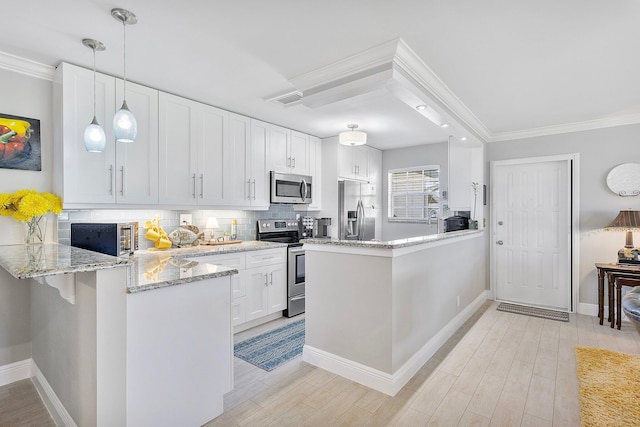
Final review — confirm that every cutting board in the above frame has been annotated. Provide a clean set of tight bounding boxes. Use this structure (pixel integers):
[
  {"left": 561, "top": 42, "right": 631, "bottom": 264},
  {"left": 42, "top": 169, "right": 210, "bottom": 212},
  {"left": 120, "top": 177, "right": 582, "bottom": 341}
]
[{"left": 202, "top": 240, "right": 243, "bottom": 246}]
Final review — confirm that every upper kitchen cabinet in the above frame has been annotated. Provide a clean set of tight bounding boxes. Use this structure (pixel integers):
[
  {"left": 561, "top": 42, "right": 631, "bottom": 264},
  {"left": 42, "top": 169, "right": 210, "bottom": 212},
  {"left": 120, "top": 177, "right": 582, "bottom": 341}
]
[
  {"left": 54, "top": 62, "right": 159, "bottom": 207},
  {"left": 54, "top": 62, "right": 116, "bottom": 205},
  {"left": 338, "top": 144, "right": 369, "bottom": 181},
  {"left": 114, "top": 80, "right": 159, "bottom": 205},
  {"left": 247, "top": 120, "right": 271, "bottom": 208},
  {"left": 448, "top": 137, "right": 484, "bottom": 212},
  {"left": 158, "top": 92, "right": 226, "bottom": 206},
  {"left": 268, "top": 125, "right": 310, "bottom": 175},
  {"left": 306, "top": 136, "right": 322, "bottom": 210}
]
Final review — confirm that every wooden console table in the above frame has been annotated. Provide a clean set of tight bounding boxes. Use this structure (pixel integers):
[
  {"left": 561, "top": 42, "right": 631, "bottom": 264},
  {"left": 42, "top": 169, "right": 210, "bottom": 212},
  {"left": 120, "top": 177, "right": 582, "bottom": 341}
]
[{"left": 595, "top": 263, "right": 640, "bottom": 328}]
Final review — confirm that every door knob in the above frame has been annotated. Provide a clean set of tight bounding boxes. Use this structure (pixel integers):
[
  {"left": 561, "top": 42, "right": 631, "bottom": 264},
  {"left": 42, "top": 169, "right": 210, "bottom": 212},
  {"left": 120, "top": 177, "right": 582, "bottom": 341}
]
[
  {"left": 498, "top": 221, "right": 503, "bottom": 225},
  {"left": 496, "top": 240, "right": 504, "bottom": 245}
]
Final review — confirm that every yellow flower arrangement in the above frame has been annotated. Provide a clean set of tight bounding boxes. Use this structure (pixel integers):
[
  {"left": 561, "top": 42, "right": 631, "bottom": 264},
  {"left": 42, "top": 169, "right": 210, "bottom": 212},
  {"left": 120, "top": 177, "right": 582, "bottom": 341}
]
[{"left": 0, "top": 190, "right": 63, "bottom": 243}]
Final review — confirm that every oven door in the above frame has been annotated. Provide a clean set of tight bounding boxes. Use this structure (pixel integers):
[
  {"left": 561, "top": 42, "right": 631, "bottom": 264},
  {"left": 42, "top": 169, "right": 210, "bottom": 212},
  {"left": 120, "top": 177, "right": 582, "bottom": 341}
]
[{"left": 287, "top": 246, "right": 305, "bottom": 297}]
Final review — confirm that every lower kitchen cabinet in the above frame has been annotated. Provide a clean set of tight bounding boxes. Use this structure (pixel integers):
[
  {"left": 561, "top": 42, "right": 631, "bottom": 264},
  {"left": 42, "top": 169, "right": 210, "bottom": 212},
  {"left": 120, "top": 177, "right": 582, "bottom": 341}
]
[{"left": 188, "top": 247, "right": 286, "bottom": 327}]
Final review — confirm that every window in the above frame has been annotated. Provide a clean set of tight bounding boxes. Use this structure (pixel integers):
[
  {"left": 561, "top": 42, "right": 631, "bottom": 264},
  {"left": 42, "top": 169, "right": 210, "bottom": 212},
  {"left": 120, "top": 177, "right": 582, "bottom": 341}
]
[{"left": 388, "top": 165, "right": 440, "bottom": 222}]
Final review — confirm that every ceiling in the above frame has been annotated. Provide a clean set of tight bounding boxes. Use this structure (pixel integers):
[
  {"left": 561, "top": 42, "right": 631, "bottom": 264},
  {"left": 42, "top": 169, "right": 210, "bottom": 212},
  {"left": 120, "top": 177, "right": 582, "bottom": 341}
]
[{"left": 2, "top": 0, "right": 640, "bottom": 150}]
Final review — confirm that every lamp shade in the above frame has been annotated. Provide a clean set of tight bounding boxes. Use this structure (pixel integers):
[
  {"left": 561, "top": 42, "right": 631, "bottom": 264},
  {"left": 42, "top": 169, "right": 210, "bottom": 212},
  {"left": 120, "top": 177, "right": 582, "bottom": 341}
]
[
  {"left": 84, "top": 116, "right": 107, "bottom": 152},
  {"left": 339, "top": 130, "right": 367, "bottom": 146},
  {"left": 113, "top": 100, "right": 138, "bottom": 143},
  {"left": 605, "top": 210, "right": 640, "bottom": 230},
  {"left": 206, "top": 217, "right": 220, "bottom": 229}
]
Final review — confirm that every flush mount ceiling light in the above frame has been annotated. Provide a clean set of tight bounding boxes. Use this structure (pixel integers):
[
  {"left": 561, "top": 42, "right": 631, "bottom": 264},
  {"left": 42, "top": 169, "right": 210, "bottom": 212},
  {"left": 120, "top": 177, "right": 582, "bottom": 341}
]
[
  {"left": 112, "top": 8, "right": 138, "bottom": 143},
  {"left": 339, "top": 124, "right": 367, "bottom": 146},
  {"left": 441, "top": 123, "right": 449, "bottom": 128},
  {"left": 415, "top": 105, "right": 427, "bottom": 111},
  {"left": 82, "top": 38, "right": 107, "bottom": 152}
]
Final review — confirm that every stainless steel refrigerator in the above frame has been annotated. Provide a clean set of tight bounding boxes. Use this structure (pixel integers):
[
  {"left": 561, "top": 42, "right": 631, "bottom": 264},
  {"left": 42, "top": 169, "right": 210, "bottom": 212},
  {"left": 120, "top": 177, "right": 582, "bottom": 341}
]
[{"left": 339, "top": 180, "right": 375, "bottom": 241}]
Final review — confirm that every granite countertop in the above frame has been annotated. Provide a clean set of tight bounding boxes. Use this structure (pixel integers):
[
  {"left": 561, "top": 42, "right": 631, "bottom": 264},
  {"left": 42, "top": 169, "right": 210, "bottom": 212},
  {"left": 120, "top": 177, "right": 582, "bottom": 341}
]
[
  {"left": 302, "top": 229, "right": 483, "bottom": 249},
  {"left": 0, "top": 240, "right": 286, "bottom": 294}
]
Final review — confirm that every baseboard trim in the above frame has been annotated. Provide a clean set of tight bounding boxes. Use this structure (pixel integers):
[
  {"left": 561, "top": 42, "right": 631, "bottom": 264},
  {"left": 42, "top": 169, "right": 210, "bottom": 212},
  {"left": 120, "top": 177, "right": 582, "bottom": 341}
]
[
  {"left": 577, "top": 302, "right": 599, "bottom": 317},
  {"left": 31, "top": 361, "right": 77, "bottom": 427},
  {"left": 0, "top": 358, "right": 31, "bottom": 387},
  {"left": 303, "top": 290, "right": 488, "bottom": 396}
]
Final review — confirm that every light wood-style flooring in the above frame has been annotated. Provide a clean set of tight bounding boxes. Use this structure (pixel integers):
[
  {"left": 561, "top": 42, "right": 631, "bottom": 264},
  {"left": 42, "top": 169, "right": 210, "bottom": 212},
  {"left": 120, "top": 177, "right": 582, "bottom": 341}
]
[
  {"left": 2, "top": 300, "right": 639, "bottom": 426},
  {"left": 207, "top": 300, "right": 640, "bottom": 426}
]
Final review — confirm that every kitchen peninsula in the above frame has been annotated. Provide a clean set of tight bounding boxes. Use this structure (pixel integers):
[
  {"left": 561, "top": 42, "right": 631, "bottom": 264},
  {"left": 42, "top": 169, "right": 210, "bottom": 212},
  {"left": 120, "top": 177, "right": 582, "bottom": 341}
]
[
  {"left": 0, "top": 242, "right": 260, "bottom": 427},
  {"left": 302, "top": 229, "right": 486, "bottom": 396}
]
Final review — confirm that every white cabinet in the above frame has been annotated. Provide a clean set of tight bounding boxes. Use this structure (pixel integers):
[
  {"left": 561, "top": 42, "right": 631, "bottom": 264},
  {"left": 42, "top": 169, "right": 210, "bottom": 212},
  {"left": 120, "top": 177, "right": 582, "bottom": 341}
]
[
  {"left": 54, "top": 62, "right": 159, "bottom": 207},
  {"left": 158, "top": 92, "right": 227, "bottom": 206},
  {"left": 306, "top": 136, "right": 322, "bottom": 210},
  {"left": 188, "top": 247, "right": 286, "bottom": 327},
  {"left": 268, "top": 124, "right": 310, "bottom": 175},
  {"left": 338, "top": 144, "right": 369, "bottom": 181}
]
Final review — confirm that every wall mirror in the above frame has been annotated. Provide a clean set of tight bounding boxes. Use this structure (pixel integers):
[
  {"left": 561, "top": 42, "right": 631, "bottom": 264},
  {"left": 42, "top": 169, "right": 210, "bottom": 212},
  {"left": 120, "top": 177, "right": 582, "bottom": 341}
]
[{"left": 606, "top": 163, "right": 640, "bottom": 197}]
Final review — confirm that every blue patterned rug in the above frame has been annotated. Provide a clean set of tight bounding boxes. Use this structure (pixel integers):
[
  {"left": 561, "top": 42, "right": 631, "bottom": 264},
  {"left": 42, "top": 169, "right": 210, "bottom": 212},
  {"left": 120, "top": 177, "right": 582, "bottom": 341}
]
[{"left": 234, "top": 319, "right": 305, "bottom": 371}]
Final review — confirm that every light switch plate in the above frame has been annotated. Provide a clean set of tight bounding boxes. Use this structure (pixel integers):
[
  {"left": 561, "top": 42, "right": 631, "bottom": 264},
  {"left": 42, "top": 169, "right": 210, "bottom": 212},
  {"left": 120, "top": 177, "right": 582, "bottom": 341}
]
[{"left": 179, "top": 214, "right": 192, "bottom": 225}]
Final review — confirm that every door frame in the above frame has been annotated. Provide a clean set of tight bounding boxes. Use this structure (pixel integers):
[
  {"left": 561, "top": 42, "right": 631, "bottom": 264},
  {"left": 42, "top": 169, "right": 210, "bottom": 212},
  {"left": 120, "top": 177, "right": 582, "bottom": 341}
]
[{"left": 490, "top": 153, "right": 580, "bottom": 312}]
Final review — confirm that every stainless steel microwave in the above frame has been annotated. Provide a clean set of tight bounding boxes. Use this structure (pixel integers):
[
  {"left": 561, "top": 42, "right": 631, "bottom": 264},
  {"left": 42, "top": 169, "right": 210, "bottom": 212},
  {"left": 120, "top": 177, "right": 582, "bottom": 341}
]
[
  {"left": 270, "top": 171, "right": 312, "bottom": 204},
  {"left": 70, "top": 222, "right": 139, "bottom": 256}
]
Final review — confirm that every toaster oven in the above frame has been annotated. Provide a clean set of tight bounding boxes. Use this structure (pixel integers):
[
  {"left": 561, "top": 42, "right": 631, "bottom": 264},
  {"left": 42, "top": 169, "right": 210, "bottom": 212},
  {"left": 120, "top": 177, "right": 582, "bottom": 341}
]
[{"left": 70, "top": 222, "right": 139, "bottom": 256}]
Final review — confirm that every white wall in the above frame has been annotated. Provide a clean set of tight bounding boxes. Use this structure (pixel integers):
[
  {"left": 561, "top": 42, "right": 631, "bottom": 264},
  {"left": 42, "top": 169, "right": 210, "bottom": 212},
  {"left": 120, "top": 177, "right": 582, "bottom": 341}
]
[
  {"left": 381, "top": 142, "right": 449, "bottom": 241},
  {"left": 486, "top": 124, "right": 640, "bottom": 307},
  {"left": 0, "top": 68, "right": 54, "bottom": 367}
]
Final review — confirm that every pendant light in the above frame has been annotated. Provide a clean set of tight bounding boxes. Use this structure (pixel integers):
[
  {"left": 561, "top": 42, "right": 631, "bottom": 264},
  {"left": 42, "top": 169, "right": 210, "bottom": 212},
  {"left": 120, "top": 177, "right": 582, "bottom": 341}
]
[
  {"left": 111, "top": 8, "right": 138, "bottom": 143},
  {"left": 82, "top": 38, "right": 107, "bottom": 152},
  {"left": 339, "top": 124, "right": 367, "bottom": 146}
]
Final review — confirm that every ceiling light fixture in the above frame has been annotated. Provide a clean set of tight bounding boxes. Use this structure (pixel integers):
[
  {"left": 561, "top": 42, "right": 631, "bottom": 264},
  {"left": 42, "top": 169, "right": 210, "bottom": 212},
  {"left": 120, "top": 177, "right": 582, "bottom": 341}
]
[
  {"left": 339, "top": 124, "right": 367, "bottom": 146},
  {"left": 461, "top": 136, "right": 468, "bottom": 141},
  {"left": 416, "top": 105, "right": 427, "bottom": 111},
  {"left": 441, "top": 123, "right": 449, "bottom": 128},
  {"left": 111, "top": 8, "right": 138, "bottom": 143},
  {"left": 82, "top": 38, "right": 107, "bottom": 152}
]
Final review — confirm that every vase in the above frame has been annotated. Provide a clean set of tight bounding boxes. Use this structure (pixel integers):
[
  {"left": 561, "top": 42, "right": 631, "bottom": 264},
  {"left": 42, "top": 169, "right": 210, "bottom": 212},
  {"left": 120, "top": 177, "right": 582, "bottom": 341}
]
[{"left": 24, "top": 215, "right": 47, "bottom": 244}]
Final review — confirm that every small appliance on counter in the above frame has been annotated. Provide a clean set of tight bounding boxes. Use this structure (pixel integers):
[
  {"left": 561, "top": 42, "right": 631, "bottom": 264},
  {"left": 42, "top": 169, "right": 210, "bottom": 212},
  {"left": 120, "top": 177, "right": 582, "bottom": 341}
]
[
  {"left": 300, "top": 216, "right": 314, "bottom": 238},
  {"left": 314, "top": 217, "right": 332, "bottom": 238},
  {"left": 444, "top": 215, "right": 469, "bottom": 233},
  {"left": 71, "top": 222, "right": 139, "bottom": 256}
]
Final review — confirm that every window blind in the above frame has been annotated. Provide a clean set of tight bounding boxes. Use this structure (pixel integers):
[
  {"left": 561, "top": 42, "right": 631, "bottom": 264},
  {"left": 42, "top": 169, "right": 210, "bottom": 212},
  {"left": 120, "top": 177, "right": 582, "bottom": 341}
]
[{"left": 388, "top": 166, "right": 439, "bottom": 221}]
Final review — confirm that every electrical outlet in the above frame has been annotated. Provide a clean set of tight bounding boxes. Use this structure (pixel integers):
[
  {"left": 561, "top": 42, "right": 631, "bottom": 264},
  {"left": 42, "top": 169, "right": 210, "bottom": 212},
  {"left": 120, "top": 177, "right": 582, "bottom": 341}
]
[
  {"left": 179, "top": 214, "right": 192, "bottom": 225},
  {"left": 456, "top": 295, "right": 460, "bottom": 307}
]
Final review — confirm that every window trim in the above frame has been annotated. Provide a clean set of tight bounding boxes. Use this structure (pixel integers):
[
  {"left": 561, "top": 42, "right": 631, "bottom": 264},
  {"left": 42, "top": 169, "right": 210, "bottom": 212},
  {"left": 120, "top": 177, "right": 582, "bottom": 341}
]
[{"left": 388, "top": 164, "right": 440, "bottom": 223}]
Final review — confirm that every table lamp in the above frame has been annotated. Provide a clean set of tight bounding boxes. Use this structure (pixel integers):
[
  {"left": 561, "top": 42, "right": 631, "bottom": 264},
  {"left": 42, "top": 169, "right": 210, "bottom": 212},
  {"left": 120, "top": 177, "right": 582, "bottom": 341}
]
[
  {"left": 205, "top": 217, "right": 220, "bottom": 241},
  {"left": 605, "top": 209, "right": 640, "bottom": 264}
]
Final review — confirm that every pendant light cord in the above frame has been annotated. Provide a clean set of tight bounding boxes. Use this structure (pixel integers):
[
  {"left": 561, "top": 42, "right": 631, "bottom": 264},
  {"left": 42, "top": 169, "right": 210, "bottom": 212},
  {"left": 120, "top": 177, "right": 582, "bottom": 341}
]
[
  {"left": 122, "top": 20, "right": 127, "bottom": 99},
  {"left": 92, "top": 46, "right": 97, "bottom": 118}
]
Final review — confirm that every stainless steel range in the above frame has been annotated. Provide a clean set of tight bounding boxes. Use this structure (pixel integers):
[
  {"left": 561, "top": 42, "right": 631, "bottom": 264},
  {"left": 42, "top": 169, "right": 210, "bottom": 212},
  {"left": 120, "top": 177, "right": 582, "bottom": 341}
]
[{"left": 256, "top": 219, "right": 305, "bottom": 317}]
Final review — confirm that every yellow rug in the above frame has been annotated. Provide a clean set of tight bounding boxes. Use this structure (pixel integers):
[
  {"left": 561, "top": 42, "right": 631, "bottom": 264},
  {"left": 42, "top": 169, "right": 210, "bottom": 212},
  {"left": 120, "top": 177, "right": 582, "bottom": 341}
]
[{"left": 575, "top": 346, "right": 640, "bottom": 427}]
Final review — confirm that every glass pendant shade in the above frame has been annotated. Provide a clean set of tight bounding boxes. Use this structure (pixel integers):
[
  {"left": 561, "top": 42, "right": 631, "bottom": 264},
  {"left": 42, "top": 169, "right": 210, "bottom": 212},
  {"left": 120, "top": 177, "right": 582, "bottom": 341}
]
[
  {"left": 113, "top": 100, "right": 137, "bottom": 143},
  {"left": 84, "top": 116, "right": 107, "bottom": 152},
  {"left": 339, "top": 130, "right": 367, "bottom": 146}
]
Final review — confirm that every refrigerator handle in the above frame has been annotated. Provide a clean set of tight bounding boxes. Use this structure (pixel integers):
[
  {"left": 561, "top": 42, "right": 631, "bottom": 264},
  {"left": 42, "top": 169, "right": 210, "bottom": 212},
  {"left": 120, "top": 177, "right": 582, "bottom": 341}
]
[{"left": 357, "top": 199, "right": 365, "bottom": 239}]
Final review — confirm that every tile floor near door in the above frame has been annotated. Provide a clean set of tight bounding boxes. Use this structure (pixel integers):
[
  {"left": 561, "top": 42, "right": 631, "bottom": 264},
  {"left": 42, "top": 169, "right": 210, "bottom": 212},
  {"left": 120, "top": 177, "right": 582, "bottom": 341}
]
[
  {"left": 207, "top": 300, "right": 640, "bottom": 427},
  {"left": 3, "top": 301, "right": 640, "bottom": 426}
]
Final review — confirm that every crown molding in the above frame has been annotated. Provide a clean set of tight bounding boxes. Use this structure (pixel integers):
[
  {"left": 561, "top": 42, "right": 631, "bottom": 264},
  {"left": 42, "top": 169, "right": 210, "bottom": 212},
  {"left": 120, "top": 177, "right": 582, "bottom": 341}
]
[
  {"left": 0, "top": 51, "right": 55, "bottom": 81},
  {"left": 488, "top": 113, "right": 640, "bottom": 142}
]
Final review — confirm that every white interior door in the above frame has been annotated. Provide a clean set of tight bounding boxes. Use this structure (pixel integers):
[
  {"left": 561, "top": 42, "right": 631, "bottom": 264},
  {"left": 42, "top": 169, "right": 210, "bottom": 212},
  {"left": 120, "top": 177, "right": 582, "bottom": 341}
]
[{"left": 493, "top": 158, "right": 571, "bottom": 310}]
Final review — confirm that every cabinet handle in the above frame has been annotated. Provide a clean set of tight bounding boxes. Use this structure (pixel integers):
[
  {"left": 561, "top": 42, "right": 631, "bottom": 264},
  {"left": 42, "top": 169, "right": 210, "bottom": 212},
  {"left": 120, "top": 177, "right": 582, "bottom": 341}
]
[
  {"left": 269, "top": 272, "right": 273, "bottom": 286},
  {"left": 287, "top": 156, "right": 291, "bottom": 167},
  {"left": 200, "top": 174, "right": 204, "bottom": 198},
  {"left": 192, "top": 174, "right": 196, "bottom": 198},
  {"left": 264, "top": 273, "right": 268, "bottom": 287},
  {"left": 292, "top": 157, "right": 296, "bottom": 168},
  {"left": 252, "top": 179, "right": 256, "bottom": 200},
  {"left": 109, "top": 165, "right": 114, "bottom": 195},
  {"left": 247, "top": 179, "right": 252, "bottom": 200},
  {"left": 120, "top": 166, "right": 125, "bottom": 196}
]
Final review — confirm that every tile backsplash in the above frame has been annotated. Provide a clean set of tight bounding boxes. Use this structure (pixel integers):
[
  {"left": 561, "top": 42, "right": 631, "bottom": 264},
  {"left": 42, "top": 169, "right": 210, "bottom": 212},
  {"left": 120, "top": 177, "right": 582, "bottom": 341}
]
[{"left": 58, "top": 205, "right": 306, "bottom": 249}]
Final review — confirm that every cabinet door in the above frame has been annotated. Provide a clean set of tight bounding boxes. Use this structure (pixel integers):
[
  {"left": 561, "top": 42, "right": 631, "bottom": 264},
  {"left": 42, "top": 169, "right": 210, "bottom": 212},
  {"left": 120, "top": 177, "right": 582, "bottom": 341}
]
[
  {"left": 268, "top": 124, "right": 290, "bottom": 172},
  {"left": 337, "top": 143, "right": 354, "bottom": 179},
  {"left": 198, "top": 104, "right": 227, "bottom": 205},
  {"left": 115, "top": 80, "right": 159, "bottom": 204},
  {"left": 307, "top": 136, "right": 322, "bottom": 210},
  {"left": 223, "top": 113, "right": 251, "bottom": 206},
  {"left": 289, "top": 131, "right": 310, "bottom": 175},
  {"left": 250, "top": 120, "right": 270, "bottom": 208},
  {"left": 266, "top": 264, "right": 287, "bottom": 314},
  {"left": 246, "top": 268, "right": 269, "bottom": 321},
  {"left": 158, "top": 92, "right": 198, "bottom": 205},
  {"left": 58, "top": 62, "right": 116, "bottom": 205},
  {"left": 232, "top": 297, "right": 247, "bottom": 326},
  {"left": 448, "top": 137, "right": 472, "bottom": 210},
  {"left": 367, "top": 147, "right": 382, "bottom": 210},
  {"left": 353, "top": 146, "right": 369, "bottom": 180}
]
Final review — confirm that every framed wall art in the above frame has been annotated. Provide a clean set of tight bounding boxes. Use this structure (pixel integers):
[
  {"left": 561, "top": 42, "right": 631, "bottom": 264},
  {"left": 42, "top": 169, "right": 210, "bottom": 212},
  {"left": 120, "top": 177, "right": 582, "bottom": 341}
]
[{"left": 0, "top": 113, "right": 41, "bottom": 171}]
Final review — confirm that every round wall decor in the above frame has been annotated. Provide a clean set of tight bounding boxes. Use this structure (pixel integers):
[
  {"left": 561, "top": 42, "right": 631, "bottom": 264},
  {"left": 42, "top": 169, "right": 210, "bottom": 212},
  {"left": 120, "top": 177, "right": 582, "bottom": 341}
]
[{"left": 606, "top": 163, "right": 640, "bottom": 196}]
